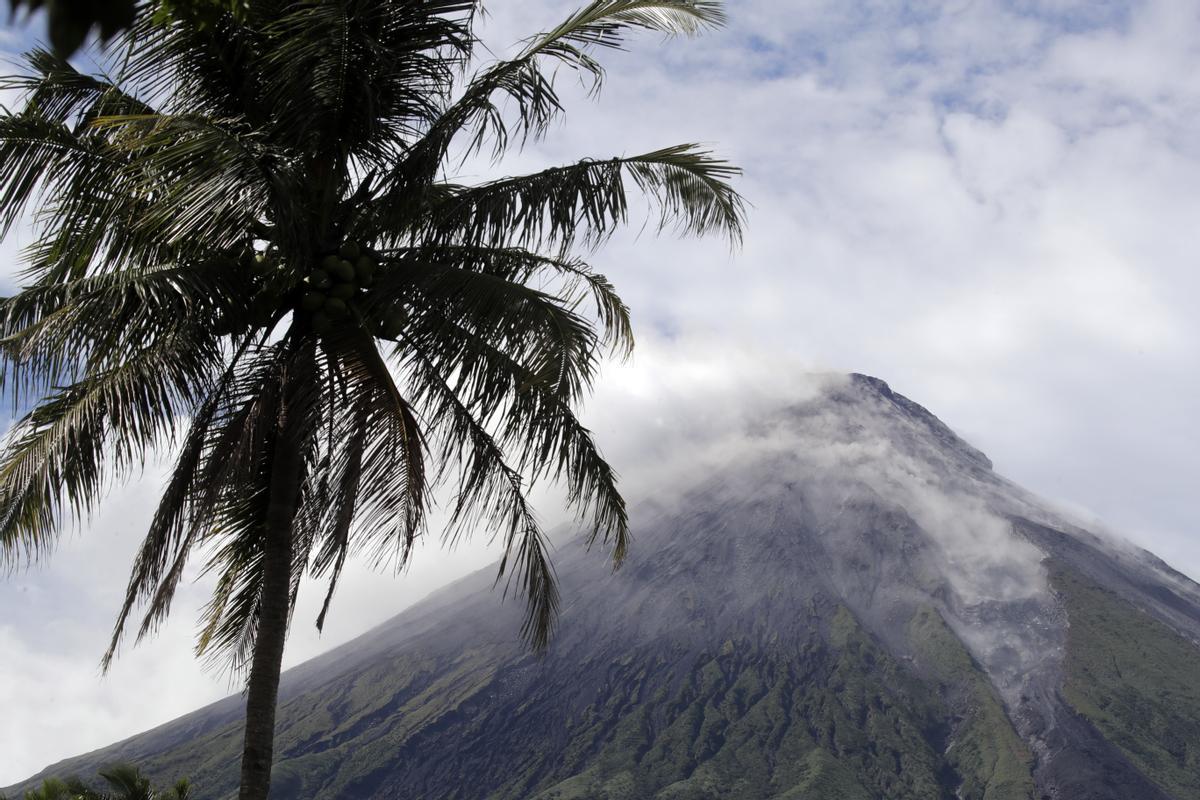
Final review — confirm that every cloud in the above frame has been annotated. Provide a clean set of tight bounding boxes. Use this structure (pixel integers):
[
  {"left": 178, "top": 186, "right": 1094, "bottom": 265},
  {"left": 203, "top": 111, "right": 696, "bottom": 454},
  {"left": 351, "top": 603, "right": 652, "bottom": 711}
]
[
  {"left": 581, "top": 338, "right": 1049, "bottom": 607},
  {"left": 579, "top": 339, "right": 1057, "bottom": 707}
]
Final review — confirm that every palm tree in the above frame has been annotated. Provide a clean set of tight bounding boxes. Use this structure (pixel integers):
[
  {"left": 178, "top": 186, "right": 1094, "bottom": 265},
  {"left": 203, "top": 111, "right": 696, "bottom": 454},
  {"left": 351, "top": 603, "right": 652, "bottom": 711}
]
[
  {"left": 12, "top": 765, "right": 189, "bottom": 800},
  {"left": 0, "top": 2, "right": 742, "bottom": 798}
]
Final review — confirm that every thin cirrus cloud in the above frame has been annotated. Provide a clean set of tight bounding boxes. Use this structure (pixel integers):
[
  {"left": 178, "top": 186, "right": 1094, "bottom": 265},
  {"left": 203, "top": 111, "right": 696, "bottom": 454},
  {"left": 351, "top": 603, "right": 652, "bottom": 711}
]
[{"left": 2, "top": 0, "right": 1200, "bottom": 787}]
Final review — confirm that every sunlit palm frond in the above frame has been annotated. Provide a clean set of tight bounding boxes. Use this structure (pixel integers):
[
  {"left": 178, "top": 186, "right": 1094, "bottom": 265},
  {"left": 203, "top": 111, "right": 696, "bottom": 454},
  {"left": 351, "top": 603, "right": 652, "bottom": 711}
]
[
  {"left": 0, "top": 104, "right": 276, "bottom": 276},
  {"left": 0, "top": 48, "right": 159, "bottom": 124},
  {"left": 0, "top": 265, "right": 224, "bottom": 403},
  {"left": 0, "top": 111, "right": 127, "bottom": 241},
  {"left": 89, "top": 112, "right": 283, "bottom": 251}
]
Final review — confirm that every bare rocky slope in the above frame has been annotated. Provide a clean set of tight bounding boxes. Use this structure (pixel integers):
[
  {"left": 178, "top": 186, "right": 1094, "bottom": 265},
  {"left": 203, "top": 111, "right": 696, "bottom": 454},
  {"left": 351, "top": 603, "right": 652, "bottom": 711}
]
[{"left": 10, "top": 374, "right": 1200, "bottom": 799}]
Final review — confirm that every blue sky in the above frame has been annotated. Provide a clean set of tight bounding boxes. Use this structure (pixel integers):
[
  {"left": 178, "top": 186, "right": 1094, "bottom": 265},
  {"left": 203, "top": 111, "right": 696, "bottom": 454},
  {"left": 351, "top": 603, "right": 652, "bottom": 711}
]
[{"left": 3, "top": 0, "right": 1200, "bottom": 784}]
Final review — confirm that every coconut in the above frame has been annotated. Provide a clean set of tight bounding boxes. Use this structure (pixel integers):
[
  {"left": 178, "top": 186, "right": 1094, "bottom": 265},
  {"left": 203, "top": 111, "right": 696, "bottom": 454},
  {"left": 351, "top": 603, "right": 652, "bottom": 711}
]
[
  {"left": 210, "top": 255, "right": 236, "bottom": 274},
  {"left": 300, "top": 291, "right": 326, "bottom": 312},
  {"left": 48, "top": 9, "right": 92, "bottom": 56},
  {"left": 332, "top": 259, "right": 356, "bottom": 282},
  {"left": 95, "top": 0, "right": 136, "bottom": 33},
  {"left": 380, "top": 307, "right": 407, "bottom": 339},
  {"left": 354, "top": 256, "right": 376, "bottom": 284},
  {"left": 323, "top": 297, "right": 349, "bottom": 318},
  {"left": 321, "top": 254, "right": 342, "bottom": 272},
  {"left": 249, "top": 296, "right": 275, "bottom": 327},
  {"left": 311, "top": 311, "right": 333, "bottom": 334},
  {"left": 339, "top": 241, "right": 361, "bottom": 260},
  {"left": 213, "top": 314, "right": 235, "bottom": 336},
  {"left": 308, "top": 269, "right": 332, "bottom": 289},
  {"left": 330, "top": 283, "right": 357, "bottom": 300}
]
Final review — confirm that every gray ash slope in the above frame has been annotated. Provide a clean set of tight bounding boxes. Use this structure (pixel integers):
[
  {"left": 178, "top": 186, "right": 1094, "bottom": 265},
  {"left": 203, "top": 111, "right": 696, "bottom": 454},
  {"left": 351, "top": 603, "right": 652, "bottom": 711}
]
[{"left": 10, "top": 374, "right": 1200, "bottom": 800}]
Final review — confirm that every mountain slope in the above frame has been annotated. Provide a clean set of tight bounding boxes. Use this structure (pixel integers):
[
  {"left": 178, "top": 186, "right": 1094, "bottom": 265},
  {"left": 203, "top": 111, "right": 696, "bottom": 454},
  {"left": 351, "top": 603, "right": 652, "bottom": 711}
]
[{"left": 10, "top": 374, "right": 1200, "bottom": 800}]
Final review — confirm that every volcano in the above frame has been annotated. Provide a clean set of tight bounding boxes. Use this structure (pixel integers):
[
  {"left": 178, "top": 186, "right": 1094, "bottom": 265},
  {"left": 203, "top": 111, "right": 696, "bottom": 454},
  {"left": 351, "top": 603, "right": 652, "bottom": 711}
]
[{"left": 10, "top": 374, "right": 1200, "bottom": 800}]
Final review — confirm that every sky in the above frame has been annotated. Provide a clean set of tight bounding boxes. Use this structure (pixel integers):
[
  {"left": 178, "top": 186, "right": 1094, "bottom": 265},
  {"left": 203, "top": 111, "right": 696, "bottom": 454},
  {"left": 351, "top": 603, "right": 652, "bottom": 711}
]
[{"left": 3, "top": 0, "right": 1200, "bottom": 786}]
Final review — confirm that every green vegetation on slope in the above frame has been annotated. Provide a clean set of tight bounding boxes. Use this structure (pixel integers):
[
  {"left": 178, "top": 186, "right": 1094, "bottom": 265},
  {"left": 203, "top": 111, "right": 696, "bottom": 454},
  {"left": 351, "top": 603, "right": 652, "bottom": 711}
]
[
  {"left": 527, "top": 607, "right": 966, "bottom": 800},
  {"left": 1056, "top": 568, "right": 1200, "bottom": 799},
  {"left": 907, "top": 607, "right": 1035, "bottom": 800},
  {"left": 4, "top": 764, "right": 190, "bottom": 800},
  {"left": 63, "top": 604, "right": 1040, "bottom": 800}
]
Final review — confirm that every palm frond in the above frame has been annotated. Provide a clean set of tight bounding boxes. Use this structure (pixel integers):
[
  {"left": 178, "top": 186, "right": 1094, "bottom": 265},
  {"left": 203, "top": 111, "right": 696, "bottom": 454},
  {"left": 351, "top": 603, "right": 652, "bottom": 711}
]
[
  {"left": 110, "top": 10, "right": 266, "bottom": 124},
  {"left": 0, "top": 111, "right": 127, "bottom": 240},
  {"left": 194, "top": 337, "right": 323, "bottom": 672},
  {"left": 258, "top": 0, "right": 474, "bottom": 159},
  {"left": 0, "top": 104, "right": 276, "bottom": 275},
  {"left": 316, "top": 328, "right": 427, "bottom": 562},
  {"left": 419, "top": 145, "right": 743, "bottom": 250},
  {"left": 0, "top": 265, "right": 225, "bottom": 405},
  {"left": 379, "top": 249, "right": 631, "bottom": 565},
  {"left": 299, "top": 330, "right": 427, "bottom": 631},
  {"left": 387, "top": 244, "right": 633, "bottom": 356},
  {"left": 390, "top": 0, "right": 726, "bottom": 189},
  {"left": 404, "top": 309, "right": 628, "bottom": 558},
  {"left": 0, "top": 322, "right": 219, "bottom": 569},
  {"left": 97, "top": 764, "right": 153, "bottom": 800},
  {"left": 88, "top": 112, "right": 283, "bottom": 251},
  {"left": 196, "top": 502, "right": 271, "bottom": 672},
  {"left": 0, "top": 48, "right": 159, "bottom": 125},
  {"left": 309, "top": 396, "right": 367, "bottom": 632},
  {"left": 404, "top": 346, "right": 559, "bottom": 649},
  {"left": 397, "top": 262, "right": 603, "bottom": 403},
  {"left": 103, "top": 336, "right": 262, "bottom": 669}
]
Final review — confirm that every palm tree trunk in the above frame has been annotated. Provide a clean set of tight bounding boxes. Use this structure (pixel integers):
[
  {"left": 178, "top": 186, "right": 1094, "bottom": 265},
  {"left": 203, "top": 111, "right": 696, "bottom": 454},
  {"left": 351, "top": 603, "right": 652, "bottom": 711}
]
[{"left": 238, "top": 416, "right": 304, "bottom": 800}]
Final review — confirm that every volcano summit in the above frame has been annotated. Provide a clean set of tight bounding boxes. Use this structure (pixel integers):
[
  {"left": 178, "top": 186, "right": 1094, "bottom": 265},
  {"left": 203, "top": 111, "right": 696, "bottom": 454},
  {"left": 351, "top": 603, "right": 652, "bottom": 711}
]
[{"left": 10, "top": 374, "right": 1200, "bottom": 800}]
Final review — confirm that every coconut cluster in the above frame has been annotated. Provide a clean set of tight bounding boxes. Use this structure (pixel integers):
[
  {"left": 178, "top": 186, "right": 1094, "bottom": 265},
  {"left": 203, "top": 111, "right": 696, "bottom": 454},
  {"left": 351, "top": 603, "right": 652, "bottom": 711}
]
[
  {"left": 297, "top": 242, "right": 407, "bottom": 338},
  {"left": 210, "top": 241, "right": 407, "bottom": 340}
]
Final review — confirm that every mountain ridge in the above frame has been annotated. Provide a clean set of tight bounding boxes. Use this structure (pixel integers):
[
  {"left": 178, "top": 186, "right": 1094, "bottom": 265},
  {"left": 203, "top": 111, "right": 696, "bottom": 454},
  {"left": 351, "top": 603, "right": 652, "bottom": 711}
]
[{"left": 9, "top": 374, "right": 1200, "bottom": 800}]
